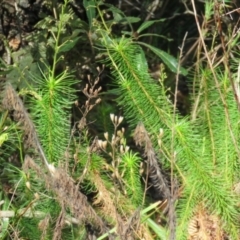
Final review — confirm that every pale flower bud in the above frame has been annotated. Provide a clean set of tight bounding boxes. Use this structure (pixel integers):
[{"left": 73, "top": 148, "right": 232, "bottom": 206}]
[
  {"left": 96, "top": 98, "right": 101, "bottom": 104},
  {"left": 104, "top": 132, "right": 109, "bottom": 140},
  {"left": 117, "top": 130, "right": 122, "bottom": 137},
  {"left": 120, "top": 145, "right": 124, "bottom": 154},
  {"left": 114, "top": 116, "right": 118, "bottom": 124},
  {"left": 111, "top": 135, "right": 115, "bottom": 144},
  {"left": 159, "top": 128, "right": 164, "bottom": 138},
  {"left": 89, "top": 105, "right": 94, "bottom": 110},
  {"left": 102, "top": 141, "right": 107, "bottom": 149},
  {"left": 26, "top": 181, "right": 31, "bottom": 190},
  {"left": 110, "top": 113, "right": 115, "bottom": 123},
  {"left": 97, "top": 139, "right": 103, "bottom": 148},
  {"left": 125, "top": 146, "right": 130, "bottom": 152},
  {"left": 118, "top": 116, "right": 124, "bottom": 125},
  {"left": 34, "top": 193, "right": 40, "bottom": 199}
]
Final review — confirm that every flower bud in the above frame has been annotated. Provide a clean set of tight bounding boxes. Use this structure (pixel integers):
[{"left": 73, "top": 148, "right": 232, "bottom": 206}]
[
  {"left": 159, "top": 128, "right": 164, "bottom": 138},
  {"left": 102, "top": 141, "right": 107, "bottom": 149},
  {"left": 26, "top": 181, "right": 31, "bottom": 190},
  {"left": 114, "top": 116, "right": 118, "bottom": 124},
  {"left": 104, "top": 132, "right": 109, "bottom": 140},
  {"left": 34, "top": 193, "right": 40, "bottom": 199},
  {"left": 125, "top": 146, "right": 130, "bottom": 152},
  {"left": 118, "top": 116, "right": 124, "bottom": 125},
  {"left": 96, "top": 98, "right": 101, "bottom": 104},
  {"left": 117, "top": 130, "right": 122, "bottom": 137},
  {"left": 97, "top": 140, "right": 103, "bottom": 148},
  {"left": 110, "top": 113, "right": 115, "bottom": 123},
  {"left": 120, "top": 145, "right": 124, "bottom": 154}
]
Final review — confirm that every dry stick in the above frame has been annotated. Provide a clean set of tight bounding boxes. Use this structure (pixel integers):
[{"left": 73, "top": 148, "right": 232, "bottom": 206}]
[
  {"left": 134, "top": 123, "right": 170, "bottom": 200},
  {"left": 224, "top": 7, "right": 240, "bottom": 16},
  {"left": 215, "top": 5, "right": 240, "bottom": 113},
  {"left": 142, "top": 146, "right": 150, "bottom": 207},
  {"left": 52, "top": 206, "right": 66, "bottom": 240},
  {"left": 39, "top": 214, "right": 51, "bottom": 240},
  {"left": 190, "top": 0, "right": 240, "bottom": 161},
  {"left": 145, "top": 0, "right": 160, "bottom": 21},
  {"left": 121, "top": 207, "right": 141, "bottom": 239},
  {"left": 168, "top": 32, "right": 188, "bottom": 240},
  {"left": 134, "top": 122, "right": 174, "bottom": 239},
  {"left": 24, "top": 154, "right": 109, "bottom": 235}
]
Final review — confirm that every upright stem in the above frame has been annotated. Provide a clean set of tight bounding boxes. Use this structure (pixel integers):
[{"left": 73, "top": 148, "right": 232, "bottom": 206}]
[{"left": 51, "top": 0, "right": 68, "bottom": 77}]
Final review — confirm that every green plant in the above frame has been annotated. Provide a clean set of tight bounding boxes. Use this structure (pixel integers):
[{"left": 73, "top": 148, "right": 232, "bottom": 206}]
[
  {"left": 1, "top": 0, "right": 240, "bottom": 239},
  {"left": 0, "top": 0, "right": 79, "bottom": 239},
  {"left": 94, "top": 1, "right": 240, "bottom": 239}
]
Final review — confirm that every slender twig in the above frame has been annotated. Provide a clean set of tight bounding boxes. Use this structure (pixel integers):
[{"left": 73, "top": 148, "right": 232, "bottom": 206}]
[
  {"left": 169, "top": 32, "right": 188, "bottom": 240},
  {"left": 145, "top": 0, "right": 160, "bottom": 21}
]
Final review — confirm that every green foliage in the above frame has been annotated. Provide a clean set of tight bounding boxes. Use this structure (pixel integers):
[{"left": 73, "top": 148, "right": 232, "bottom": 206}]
[
  {"left": 24, "top": 0, "right": 78, "bottom": 163},
  {"left": 0, "top": 193, "right": 11, "bottom": 239},
  {"left": 99, "top": 25, "right": 240, "bottom": 238},
  {"left": 0, "top": 112, "right": 13, "bottom": 148},
  {"left": 138, "top": 42, "right": 188, "bottom": 76},
  {"left": 30, "top": 70, "right": 76, "bottom": 162},
  {"left": 0, "top": 112, "right": 23, "bottom": 174},
  {"left": 100, "top": 36, "right": 173, "bottom": 148},
  {"left": 120, "top": 151, "right": 143, "bottom": 205},
  {"left": 1, "top": 0, "right": 240, "bottom": 239},
  {"left": 83, "top": 0, "right": 96, "bottom": 27}
]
